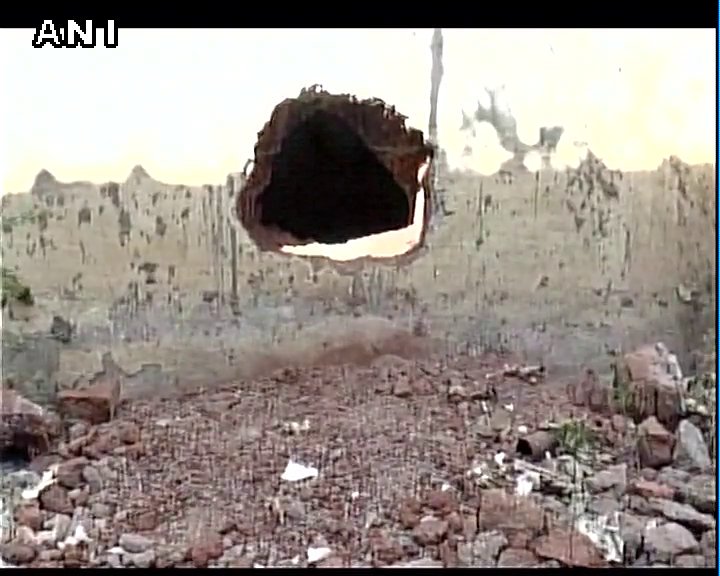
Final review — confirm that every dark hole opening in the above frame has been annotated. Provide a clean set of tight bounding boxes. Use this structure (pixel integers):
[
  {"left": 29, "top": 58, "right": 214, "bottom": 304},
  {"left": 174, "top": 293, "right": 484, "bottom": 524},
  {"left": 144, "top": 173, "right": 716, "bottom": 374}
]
[
  {"left": 0, "top": 444, "right": 32, "bottom": 473},
  {"left": 258, "top": 110, "right": 413, "bottom": 245}
]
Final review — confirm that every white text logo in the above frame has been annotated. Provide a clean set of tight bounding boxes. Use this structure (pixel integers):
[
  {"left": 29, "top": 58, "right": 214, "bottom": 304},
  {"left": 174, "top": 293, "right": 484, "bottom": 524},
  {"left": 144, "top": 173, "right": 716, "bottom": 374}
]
[{"left": 32, "top": 20, "right": 118, "bottom": 49}]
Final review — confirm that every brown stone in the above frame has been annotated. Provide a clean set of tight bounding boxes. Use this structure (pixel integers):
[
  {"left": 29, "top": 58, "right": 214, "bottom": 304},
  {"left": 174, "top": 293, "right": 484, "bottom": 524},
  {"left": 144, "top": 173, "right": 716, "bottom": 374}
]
[
  {"left": 398, "top": 502, "right": 420, "bottom": 529},
  {"left": 13, "top": 503, "right": 42, "bottom": 531},
  {"left": 498, "top": 548, "right": 541, "bottom": 567},
  {"left": 69, "top": 488, "right": 89, "bottom": 506},
  {"left": 189, "top": 532, "right": 223, "bottom": 568},
  {"left": 615, "top": 344, "right": 685, "bottom": 429},
  {"left": 39, "top": 484, "right": 73, "bottom": 514},
  {"left": 369, "top": 530, "right": 403, "bottom": 565},
  {"left": 117, "top": 421, "right": 140, "bottom": 444},
  {"left": 0, "top": 541, "right": 36, "bottom": 565},
  {"left": 392, "top": 378, "right": 412, "bottom": 398},
  {"left": 446, "top": 511, "right": 465, "bottom": 535},
  {"left": 637, "top": 416, "right": 675, "bottom": 469},
  {"left": 567, "top": 369, "right": 612, "bottom": 412},
  {"left": 316, "top": 555, "right": 345, "bottom": 568},
  {"left": 629, "top": 479, "right": 675, "bottom": 500},
  {"left": 62, "top": 544, "right": 83, "bottom": 568},
  {"left": 533, "top": 529, "right": 607, "bottom": 567},
  {"left": 82, "top": 430, "right": 119, "bottom": 459},
  {"left": 425, "top": 489, "right": 458, "bottom": 516},
  {"left": 56, "top": 456, "right": 89, "bottom": 489},
  {"left": 131, "top": 510, "right": 159, "bottom": 531},
  {"left": 28, "top": 453, "right": 62, "bottom": 475},
  {"left": 412, "top": 517, "right": 448, "bottom": 546},
  {"left": 57, "top": 376, "right": 121, "bottom": 425},
  {"left": 507, "top": 531, "right": 531, "bottom": 549},
  {"left": 0, "top": 388, "right": 61, "bottom": 456},
  {"left": 477, "top": 489, "right": 544, "bottom": 538}
]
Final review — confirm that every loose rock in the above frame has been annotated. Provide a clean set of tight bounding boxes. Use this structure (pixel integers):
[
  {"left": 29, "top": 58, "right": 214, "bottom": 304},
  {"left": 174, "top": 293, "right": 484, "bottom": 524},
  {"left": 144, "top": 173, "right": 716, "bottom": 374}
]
[
  {"left": 119, "top": 532, "right": 153, "bottom": 554},
  {"left": 628, "top": 479, "right": 674, "bottom": 500},
  {"left": 585, "top": 463, "right": 627, "bottom": 495},
  {"left": 700, "top": 529, "right": 716, "bottom": 565},
  {"left": 14, "top": 502, "right": 42, "bottom": 531},
  {"left": 0, "top": 541, "right": 36, "bottom": 565},
  {"left": 673, "top": 419, "right": 712, "bottom": 472},
  {"left": 615, "top": 344, "right": 685, "bottom": 429},
  {"left": 131, "top": 509, "right": 158, "bottom": 531},
  {"left": 0, "top": 388, "right": 61, "bottom": 456},
  {"left": 412, "top": 517, "right": 448, "bottom": 546},
  {"left": 190, "top": 532, "right": 224, "bottom": 567},
  {"left": 533, "top": 529, "right": 606, "bottom": 567},
  {"left": 637, "top": 417, "right": 674, "bottom": 469},
  {"left": 497, "top": 548, "right": 541, "bottom": 567},
  {"left": 39, "top": 484, "right": 73, "bottom": 514},
  {"left": 647, "top": 498, "right": 716, "bottom": 532},
  {"left": 57, "top": 377, "right": 121, "bottom": 425},
  {"left": 457, "top": 530, "right": 507, "bottom": 567},
  {"left": 675, "top": 554, "right": 709, "bottom": 567},
  {"left": 46, "top": 513, "right": 72, "bottom": 542},
  {"left": 56, "top": 457, "right": 89, "bottom": 489},
  {"left": 477, "top": 489, "right": 544, "bottom": 536},
  {"left": 644, "top": 522, "right": 699, "bottom": 562},
  {"left": 126, "top": 549, "right": 156, "bottom": 568},
  {"left": 81, "top": 466, "right": 103, "bottom": 493},
  {"left": 117, "top": 421, "right": 140, "bottom": 445}
]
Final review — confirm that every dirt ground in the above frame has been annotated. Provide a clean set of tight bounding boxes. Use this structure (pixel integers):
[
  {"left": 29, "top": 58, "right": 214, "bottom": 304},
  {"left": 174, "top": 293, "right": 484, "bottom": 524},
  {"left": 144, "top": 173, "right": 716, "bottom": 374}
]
[{"left": 1, "top": 340, "right": 716, "bottom": 568}]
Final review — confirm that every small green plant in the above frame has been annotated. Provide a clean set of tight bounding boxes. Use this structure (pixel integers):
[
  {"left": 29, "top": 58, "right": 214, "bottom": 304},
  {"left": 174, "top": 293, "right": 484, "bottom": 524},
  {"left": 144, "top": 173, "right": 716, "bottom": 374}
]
[
  {"left": 1, "top": 267, "right": 34, "bottom": 308},
  {"left": 554, "top": 419, "right": 595, "bottom": 457},
  {"left": 610, "top": 361, "right": 636, "bottom": 416}
]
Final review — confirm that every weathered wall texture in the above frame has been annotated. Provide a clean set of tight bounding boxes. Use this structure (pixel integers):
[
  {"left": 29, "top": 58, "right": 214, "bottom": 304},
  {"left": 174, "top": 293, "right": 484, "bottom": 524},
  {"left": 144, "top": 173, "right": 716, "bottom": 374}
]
[{"left": 1, "top": 152, "right": 715, "bottom": 404}]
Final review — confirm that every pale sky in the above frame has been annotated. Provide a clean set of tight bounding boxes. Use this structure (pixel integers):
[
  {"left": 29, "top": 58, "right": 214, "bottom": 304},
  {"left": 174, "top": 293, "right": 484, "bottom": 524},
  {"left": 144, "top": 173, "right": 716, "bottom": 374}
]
[{"left": 0, "top": 28, "right": 715, "bottom": 195}]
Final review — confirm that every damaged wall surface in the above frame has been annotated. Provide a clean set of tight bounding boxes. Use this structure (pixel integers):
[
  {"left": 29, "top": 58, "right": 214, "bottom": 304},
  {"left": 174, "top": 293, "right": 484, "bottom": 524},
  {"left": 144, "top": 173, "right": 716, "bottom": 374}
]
[{"left": 1, "top": 31, "right": 715, "bottom": 404}]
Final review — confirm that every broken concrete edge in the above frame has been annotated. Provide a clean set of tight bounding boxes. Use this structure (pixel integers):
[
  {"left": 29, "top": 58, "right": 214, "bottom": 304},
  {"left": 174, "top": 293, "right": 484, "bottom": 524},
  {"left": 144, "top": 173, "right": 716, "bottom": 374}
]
[{"left": 235, "top": 86, "right": 435, "bottom": 262}]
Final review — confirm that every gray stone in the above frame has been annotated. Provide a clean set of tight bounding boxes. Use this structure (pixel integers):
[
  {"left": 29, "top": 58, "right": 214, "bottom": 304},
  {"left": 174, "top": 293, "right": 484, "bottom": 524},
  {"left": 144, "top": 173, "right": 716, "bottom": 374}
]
[
  {"left": 645, "top": 522, "right": 699, "bottom": 562},
  {"left": 647, "top": 498, "right": 715, "bottom": 532},
  {"left": 585, "top": 463, "right": 627, "bottom": 495},
  {"left": 49, "top": 315, "right": 73, "bottom": 343},
  {"left": 619, "top": 513, "right": 649, "bottom": 558},
  {"left": 656, "top": 469, "right": 715, "bottom": 514},
  {"left": 285, "top": 499, "right": 305, "bottom": 520},
  {"left": 674, "top": 554, "right": 708, "bottom": 567},
  {"left": 107, "top": 553, "right": 123, "bottom": 568},
  {"left": 656, "top": 467, "right": 690, "bottom": 487},
  {"left": 388, "top": 558, "right": 444, "bottom": 567},
  {"left": 700, "top": 529, "right": 716, "bottom": 566},
  {"left": 82, "top": 466, "right": 103, "bottom": 493},
  {"left": 457, "top": 530, "right": 507, "bottom": 567},
  {"left": 68, "top": 422, "right": 88, "bottom": 441},
  {"left": 589, "top": 495, "right": 623, "bottom": 516},
  {"left": 90, "top": 502, "right": 112, "bottom": 518},
  {"left": 683, "top": 475, "right": 717, "bottom": 515},
  {"left": 119, "top": 532, "right": 153, "bottom": 554},
  {"left": 46, "top": 513, "right": 72, "bottom": 543},
  {"left": 2, "top": 470, "right": 40, "bottom": 491},
  {"left": 673, "top": 420, "right": 712, "bottom": 472},
  {"left": 126, "top": 549, "right": 156, "bottom": 568}
]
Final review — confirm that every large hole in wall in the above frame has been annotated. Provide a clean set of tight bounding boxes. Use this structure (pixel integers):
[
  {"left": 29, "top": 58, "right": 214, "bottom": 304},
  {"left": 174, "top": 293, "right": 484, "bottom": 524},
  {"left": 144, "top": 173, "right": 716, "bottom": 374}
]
[{"left": 237, "top": 87, "right": 433, "bottom": 262}]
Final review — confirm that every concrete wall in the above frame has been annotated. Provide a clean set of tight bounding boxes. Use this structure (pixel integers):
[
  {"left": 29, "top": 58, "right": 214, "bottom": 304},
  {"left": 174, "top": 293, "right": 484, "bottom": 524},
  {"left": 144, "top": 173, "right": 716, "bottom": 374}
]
[
  {"left": 1, "top": 30, "right": 715, "bottom": 403},
  {"left": 1, "top": 153, "right": 715, "bottom": 404}
]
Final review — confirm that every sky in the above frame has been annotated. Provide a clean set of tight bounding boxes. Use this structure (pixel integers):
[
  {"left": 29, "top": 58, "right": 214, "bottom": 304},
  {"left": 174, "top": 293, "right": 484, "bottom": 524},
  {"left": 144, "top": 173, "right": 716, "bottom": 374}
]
[{"left": 0, "top": 28, "right": 715, "bottom": 196}]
